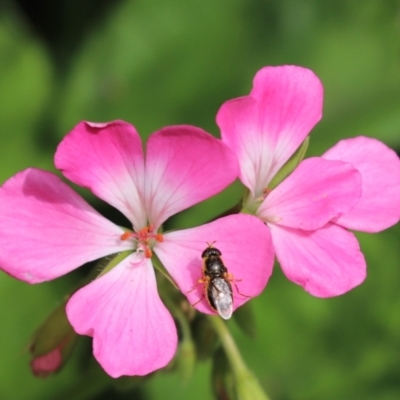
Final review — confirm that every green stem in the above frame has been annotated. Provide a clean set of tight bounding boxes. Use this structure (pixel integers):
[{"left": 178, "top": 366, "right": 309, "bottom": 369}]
[
  {"left": 208, "top": 316, "right": 271, "bottom": 400},
  {"left": 209, "top": 316, "right": 248, "bottom": 375}
]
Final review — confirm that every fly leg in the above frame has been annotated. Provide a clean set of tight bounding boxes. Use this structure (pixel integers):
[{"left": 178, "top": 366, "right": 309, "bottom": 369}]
[
  {"left": 224, "top": 273, "right": 251, "bottom": 298},
  {"left": 188, "top": 277, "right": 209, "bottom": 307}
]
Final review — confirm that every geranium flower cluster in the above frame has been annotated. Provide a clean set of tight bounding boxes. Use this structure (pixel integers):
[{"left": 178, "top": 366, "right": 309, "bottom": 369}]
[
  {"left": 218, "top": 66, "right": 400, "bottom": 296},
  {"left": 0, "top": 66, "right": 399, "bottom": 378}
]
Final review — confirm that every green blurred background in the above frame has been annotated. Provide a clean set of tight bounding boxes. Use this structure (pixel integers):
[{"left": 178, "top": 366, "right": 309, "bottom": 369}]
[{"left": 1, "top": 0, "right": 400, "bottom": 399}]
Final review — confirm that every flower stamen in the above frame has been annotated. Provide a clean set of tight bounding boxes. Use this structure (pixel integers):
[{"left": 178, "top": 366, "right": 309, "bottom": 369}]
[
  {"left": 120, "top": 225, "right": 164, "bottom": 258},
  {"left": 120, "top": 231, "right": 131, "bottom": 241}
]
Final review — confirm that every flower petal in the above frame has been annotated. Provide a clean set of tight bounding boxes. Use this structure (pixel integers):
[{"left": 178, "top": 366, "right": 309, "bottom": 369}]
[
  {"left": 323, "top": 136, "right": 400, "bottom": 232},
  {"left": 257, "top": 157, "right": 362, "bottom": 230},
  {"left": 144, "top": 126, "right": 238, "bottom": 228},
  {"left": 0, "top": 169, "right": 130, "bottom": 283},
  {"left": 217, "top": 65, "right": 323, "bottom": 197},
  {"left": 269, "top": 222, "right": 366, "bottom": 297},
  {"left": 55, "top": 121, "right": 147, "bottom": 230},
  {"left": 154, "top": 214, "right": 274, "bottom": 316},
  {"left": 66, "top": 255, "right": 177, "bottom": 377}
]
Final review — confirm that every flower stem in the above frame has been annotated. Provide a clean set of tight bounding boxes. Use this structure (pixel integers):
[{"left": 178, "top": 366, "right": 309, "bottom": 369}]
[
  {"left": 209, "top": 316, "right": 247, "bottom": 374},
  {"left": 208, "top": 316, "right": 271, "bottom": 400}
]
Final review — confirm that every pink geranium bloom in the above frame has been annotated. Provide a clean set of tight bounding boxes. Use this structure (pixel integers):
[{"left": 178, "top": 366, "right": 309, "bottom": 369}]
[
  {"left": 0, "top": 121, "right": 274, "bottom": 377},
  {"left": 216, "top": 65, "right": 400, "bottom": 297},
  {"left": 323, "top": 136, "right": 400, "bottom": 233}
]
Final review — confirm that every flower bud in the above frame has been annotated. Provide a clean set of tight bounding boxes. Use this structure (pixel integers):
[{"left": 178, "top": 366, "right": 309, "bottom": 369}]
[{"left": 30, "top": 298, "right": 78, "bottom": 377}]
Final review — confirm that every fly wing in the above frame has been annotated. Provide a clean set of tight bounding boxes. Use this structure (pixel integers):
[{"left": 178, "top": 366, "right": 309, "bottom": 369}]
[{"left": 209, "top": 278, "right": 233, "bottom": 320}]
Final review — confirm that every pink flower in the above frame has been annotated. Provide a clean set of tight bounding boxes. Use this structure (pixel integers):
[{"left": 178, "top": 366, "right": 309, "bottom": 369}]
[
  {"left": 0, "top": 121, "right": 273, "bottom": 377},
  {"left": 217, "top": 65, "right": 400, "bottom": 297},
  {"left": 322, "top": 136, "right": 400, "bottom": 233}
]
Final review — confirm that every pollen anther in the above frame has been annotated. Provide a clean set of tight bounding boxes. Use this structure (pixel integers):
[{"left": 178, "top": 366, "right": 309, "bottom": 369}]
[
  {"left": 155, "top": 233, "right": 164, "bottom": 242},
  {"left": 144, "top": 248, "right": 153, "bottom": 258},
  {"left": 120, "top": 231, "right": 131, "bottom": 240},
  {"left": 121, "top": 225, "right": 163, "bottom": 258}
]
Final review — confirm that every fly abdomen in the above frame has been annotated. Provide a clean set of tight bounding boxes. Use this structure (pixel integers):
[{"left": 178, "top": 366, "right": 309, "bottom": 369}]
[{"left": 207, "top": 277, "right": 233, "bottom": 320}]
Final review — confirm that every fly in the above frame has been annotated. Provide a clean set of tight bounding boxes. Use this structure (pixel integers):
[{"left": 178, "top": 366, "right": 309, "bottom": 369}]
[{"left": 191, "top": 243, "right": 238, "bottom": 319}]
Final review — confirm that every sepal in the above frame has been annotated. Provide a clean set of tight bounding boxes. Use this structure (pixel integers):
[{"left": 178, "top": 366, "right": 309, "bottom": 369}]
[{"left": 269, "top": 136, "right": 309, "bottom": 190}]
